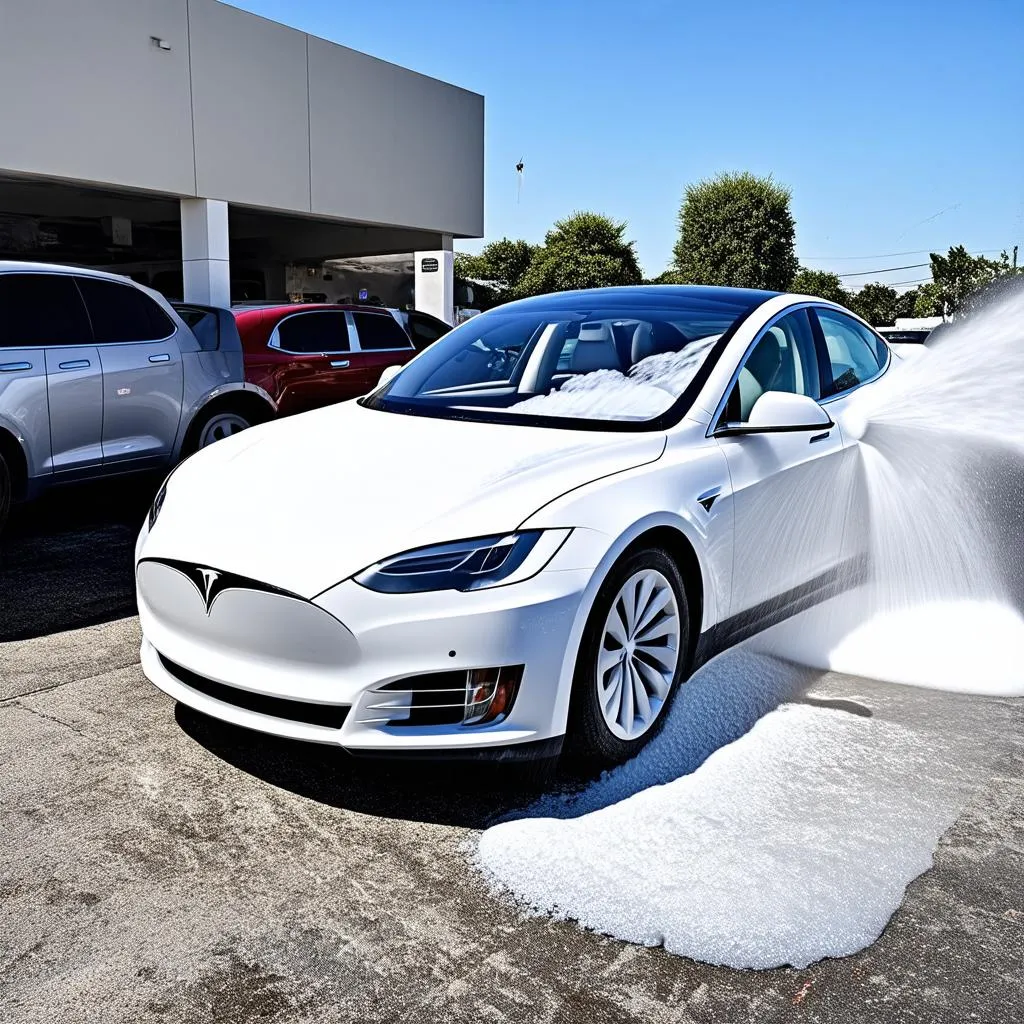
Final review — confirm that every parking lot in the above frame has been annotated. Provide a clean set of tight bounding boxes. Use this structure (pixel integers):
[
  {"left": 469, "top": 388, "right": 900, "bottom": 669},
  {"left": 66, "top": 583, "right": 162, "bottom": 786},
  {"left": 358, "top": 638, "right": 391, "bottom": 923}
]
[{"left": 0, "top": 483, "right": 1022, "bottom": 1024}]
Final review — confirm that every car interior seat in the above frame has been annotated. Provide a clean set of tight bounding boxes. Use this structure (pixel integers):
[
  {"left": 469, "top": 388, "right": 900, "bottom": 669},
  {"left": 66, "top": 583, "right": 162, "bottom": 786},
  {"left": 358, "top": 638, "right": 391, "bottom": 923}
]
[
  {"left": 629, "top": 321, "right": 685, "bottom": 367},
  {"left": 569, "top": 322, "right": 621, "bottom": 373}
]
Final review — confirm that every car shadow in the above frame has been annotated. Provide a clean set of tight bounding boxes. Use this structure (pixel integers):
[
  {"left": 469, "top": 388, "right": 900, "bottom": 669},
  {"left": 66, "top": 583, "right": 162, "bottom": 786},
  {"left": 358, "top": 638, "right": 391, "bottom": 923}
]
[
  {"left": 0, "top": 477, "right": 156, "bottom": 642},
  {"left": 174, "top": 648, "right": 828, "bottom": 830},
  {"left": 174, "top": 703, "right": 568, "bottom": 830}
]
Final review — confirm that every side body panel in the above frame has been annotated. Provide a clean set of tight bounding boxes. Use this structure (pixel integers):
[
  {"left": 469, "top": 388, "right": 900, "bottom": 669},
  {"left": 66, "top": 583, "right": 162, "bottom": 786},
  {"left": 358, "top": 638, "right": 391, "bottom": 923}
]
[
  {"left": 98, "top": 337, "right": 185, "bottom": 465},
  {"left": 0, "top": 351, "right": 49, "bottom": 484},
  {"left": 44, "top": 347, "right": 104, "bottom": 473}
]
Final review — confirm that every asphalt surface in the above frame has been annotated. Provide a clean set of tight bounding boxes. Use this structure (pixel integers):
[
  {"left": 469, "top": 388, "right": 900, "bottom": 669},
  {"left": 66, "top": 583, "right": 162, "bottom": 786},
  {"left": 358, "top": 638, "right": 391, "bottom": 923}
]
[{"left": 1, "top": 481, "right": 1023, "bottom": 1023}]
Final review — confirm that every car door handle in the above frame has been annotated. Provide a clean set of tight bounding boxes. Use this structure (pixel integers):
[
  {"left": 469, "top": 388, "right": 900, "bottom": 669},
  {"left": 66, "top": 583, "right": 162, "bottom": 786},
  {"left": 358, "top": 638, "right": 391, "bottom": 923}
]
[
  {"left": 58, "top": 359, "right": 91, "bottom": 370},
  {"left": 809, "top": 430, "right": 832, "bottom": 444},
  {"left": 149, "top": 353, "right": 171, "bottom": 363},
  {"left": 0, "top": 361, "right": 32, "bottom": 372},
  {"left": 331, "top": 360, "right": 350, "bottom": 368}
]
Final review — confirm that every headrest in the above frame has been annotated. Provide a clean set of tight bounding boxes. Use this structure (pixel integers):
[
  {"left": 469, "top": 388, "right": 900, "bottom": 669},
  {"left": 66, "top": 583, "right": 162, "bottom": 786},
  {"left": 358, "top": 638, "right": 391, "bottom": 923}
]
[
  {"left": 630, "top": 321, "right": 656, "bottom": 364},
  {"left": 577, "top": 322, "right": 611, "bottom": 343}
]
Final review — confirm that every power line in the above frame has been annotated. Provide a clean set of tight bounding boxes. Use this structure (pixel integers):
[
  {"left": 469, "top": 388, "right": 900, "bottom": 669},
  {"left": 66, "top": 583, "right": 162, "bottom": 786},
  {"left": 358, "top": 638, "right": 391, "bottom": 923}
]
[
  {"left": 837, "top": 263, "right": 930, "bottom": 278},
  {"left": 802, "top": 247, "right": 1007, "bottom": 261}
]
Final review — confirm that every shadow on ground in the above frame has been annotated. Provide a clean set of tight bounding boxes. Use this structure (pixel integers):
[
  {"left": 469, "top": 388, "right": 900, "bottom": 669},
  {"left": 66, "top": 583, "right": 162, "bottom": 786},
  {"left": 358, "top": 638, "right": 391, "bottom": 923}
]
[
  {"left": 175, "top": 702, "right": 568, "bottom": 829},
  {"left": 0, "top": 476, "right": 157, "bottom": 641}
]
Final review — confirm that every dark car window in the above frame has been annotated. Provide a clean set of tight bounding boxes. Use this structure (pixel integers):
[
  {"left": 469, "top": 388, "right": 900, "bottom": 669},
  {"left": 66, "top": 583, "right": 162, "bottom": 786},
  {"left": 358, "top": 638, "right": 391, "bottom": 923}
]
[
  {"left": 275, "top": 311, "right": 350, "bottom": 354},
  {"left": 75, "top": 277, "right": 175, "bottom": 343},
  {"left": 352, "top": 312, "right": 413, "bottom": 351},
  {"left": 405, "top": 311, "right": 450, "bottom": 351},
  {"left": 815, "top": 307, "right": 887, "bottom": 396},
  {"left": 174, "top": 305, "right": 220, "bottom": 351},
  {"left": 0, "top": 273, "right": 93, "bottom": 348}
]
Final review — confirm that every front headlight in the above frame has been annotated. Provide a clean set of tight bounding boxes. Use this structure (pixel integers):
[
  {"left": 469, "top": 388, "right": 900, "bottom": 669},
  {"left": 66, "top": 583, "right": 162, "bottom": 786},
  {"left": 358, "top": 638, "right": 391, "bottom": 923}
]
[{"left": 354, "top": 529, "right": 571, "bottom": 594}]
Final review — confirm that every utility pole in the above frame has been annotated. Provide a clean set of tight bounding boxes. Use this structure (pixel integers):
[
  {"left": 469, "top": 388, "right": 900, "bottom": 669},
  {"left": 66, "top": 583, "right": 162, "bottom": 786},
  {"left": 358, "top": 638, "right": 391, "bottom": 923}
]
[{"left": 1013, "top": 245, "right": 1018, "bottom": 271}]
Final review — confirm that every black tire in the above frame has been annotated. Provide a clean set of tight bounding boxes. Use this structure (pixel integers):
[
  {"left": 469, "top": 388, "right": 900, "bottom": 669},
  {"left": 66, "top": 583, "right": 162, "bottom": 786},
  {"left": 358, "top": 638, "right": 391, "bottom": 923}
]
[
  {"left": 565, "top": 547, "right": 692, "bottom": 768},
  {"left": 0, "top": 451, "right": 10, "bottom": 536}
]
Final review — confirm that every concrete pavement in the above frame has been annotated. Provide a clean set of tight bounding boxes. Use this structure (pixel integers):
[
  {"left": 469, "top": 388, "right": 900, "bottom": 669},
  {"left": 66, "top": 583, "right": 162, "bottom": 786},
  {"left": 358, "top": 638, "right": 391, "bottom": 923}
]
[{"left": 1, "top": 485, "right": 1022, "bottom": 1023}]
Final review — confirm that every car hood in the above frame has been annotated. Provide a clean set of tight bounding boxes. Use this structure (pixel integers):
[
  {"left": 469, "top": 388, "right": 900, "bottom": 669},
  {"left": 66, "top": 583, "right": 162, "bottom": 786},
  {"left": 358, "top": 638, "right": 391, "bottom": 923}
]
[{"left": 146, "top": 400, "right": 666, "bottom": 598}]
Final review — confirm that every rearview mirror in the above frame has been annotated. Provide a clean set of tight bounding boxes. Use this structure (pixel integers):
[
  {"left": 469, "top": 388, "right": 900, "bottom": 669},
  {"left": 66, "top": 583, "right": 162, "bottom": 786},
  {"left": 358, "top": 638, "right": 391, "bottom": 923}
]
[
  {"left": 716, "top": 391, "right": 833, "bottom": 436},
  {"left": 378, "top": 364, "right": 403, "bottom": 388}
]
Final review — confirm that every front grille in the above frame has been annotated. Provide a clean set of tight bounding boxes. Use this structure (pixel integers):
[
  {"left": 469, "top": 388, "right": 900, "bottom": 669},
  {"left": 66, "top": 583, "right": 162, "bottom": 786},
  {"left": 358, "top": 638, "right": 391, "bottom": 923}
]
[
  {"left": 158, "top": 653, "right": 349, "bottom": 729},
  {"left": 375, "top": 670, "right": 469, "bottom": 726}
]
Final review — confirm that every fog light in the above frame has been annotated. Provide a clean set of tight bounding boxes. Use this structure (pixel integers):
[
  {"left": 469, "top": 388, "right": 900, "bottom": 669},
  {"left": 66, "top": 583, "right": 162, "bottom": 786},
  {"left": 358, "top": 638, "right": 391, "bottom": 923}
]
[{"left": 463, "top": 666, "right": 523, "bottom": 726}]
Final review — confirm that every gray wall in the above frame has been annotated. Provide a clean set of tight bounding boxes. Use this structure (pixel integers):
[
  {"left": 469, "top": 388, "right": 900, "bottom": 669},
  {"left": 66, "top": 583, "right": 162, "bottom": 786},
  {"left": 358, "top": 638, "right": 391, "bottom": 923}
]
[{"left": 0, "top": 0, "right": 484, "bottom": 237}]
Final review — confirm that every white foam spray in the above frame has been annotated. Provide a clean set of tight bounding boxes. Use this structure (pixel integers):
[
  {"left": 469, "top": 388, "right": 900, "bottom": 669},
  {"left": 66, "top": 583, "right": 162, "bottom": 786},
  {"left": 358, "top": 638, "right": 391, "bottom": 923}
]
[
  {"left": 476, "top": 285, "right": 1024, "bottom": 968},
  {"left": 772, "top": 285, "right": 1024, "bottom": 691}
]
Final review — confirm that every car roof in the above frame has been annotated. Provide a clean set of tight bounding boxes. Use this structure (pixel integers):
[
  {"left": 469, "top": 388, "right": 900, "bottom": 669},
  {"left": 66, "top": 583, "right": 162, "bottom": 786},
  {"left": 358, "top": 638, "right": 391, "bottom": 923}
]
[
  {"left": 0, "top": 259, "right": 141, "bottom": 284},
  {"left": 230, "top": 302, "right": 402, "bottom": 319},
  {"left": 490, "top": 284, "right": 782, "bottom": 314}
]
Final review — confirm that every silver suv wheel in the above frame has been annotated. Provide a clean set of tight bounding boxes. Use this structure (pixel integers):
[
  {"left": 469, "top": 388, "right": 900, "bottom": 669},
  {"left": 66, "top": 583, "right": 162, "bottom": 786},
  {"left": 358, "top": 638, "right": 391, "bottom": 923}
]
[{"left": 198, "top": 412, "right": 250, "bottom": 448}]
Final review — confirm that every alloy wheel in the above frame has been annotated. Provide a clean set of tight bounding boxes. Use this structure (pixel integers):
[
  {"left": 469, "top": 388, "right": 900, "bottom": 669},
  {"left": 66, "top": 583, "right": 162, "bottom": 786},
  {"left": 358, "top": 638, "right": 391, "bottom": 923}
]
[
  {"left": 198, "top": 413, "right": 249, "bottom": 448},
  {"left": 597, "top": 568, "right": 681, "bottom": 741}
]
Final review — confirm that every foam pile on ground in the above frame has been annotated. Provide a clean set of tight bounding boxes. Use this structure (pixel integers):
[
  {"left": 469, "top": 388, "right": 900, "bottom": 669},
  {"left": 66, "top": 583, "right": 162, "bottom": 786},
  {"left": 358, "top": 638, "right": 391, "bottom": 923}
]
[
  {"left": 477, "top": 652, "right": 984, "bottom": 969},
  {"left": 519, "top": 649, "right": 814, "bottom": 820}
]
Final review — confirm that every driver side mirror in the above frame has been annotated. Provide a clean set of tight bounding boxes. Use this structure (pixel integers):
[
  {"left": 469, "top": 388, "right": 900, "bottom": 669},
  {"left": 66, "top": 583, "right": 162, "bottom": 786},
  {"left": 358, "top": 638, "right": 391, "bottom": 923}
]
[
  {"left": 715, "top": 391, "right": 833, "bottom": 436},
  {"left": 377, "top": 364, "right": 403, "bottom": 388}
]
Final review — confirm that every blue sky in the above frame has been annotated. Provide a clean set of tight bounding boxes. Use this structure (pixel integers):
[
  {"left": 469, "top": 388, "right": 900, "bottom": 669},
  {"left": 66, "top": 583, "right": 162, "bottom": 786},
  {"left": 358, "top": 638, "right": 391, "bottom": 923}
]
[{"left": 233, "top": 0, "right": 1022, "bottom": 286}]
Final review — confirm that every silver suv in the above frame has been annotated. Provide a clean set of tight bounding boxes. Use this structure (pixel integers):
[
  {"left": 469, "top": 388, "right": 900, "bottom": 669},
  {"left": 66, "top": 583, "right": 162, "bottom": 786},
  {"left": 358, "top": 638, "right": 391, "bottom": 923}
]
[{"left": 0, "top": 262, "right": 277, "bottom": 533}]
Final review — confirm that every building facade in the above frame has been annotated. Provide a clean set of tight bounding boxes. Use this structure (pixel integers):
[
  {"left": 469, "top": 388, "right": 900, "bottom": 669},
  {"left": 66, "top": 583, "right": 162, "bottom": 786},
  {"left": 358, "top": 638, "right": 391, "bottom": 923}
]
[{"left": 0, "top": 0, "right": 484, "bottom": 322}]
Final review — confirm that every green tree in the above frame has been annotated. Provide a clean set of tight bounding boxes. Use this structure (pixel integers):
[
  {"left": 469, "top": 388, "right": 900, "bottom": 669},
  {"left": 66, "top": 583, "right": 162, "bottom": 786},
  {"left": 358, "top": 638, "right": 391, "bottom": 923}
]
[
  {"left": 914, "top": 282, "right": 943, "bottom": 317},
  {"left": 515, "top": 212, "right": 643, "bottom": 297},
  {"left": 646, "top": 268, "right": 686, "bottom": 285},
  {"left": 894, "top": 288, "right": 919, "bottom": 319},
  {"left": 672, "top": 172, "right": 799, "bottom": 291},
  {"left": 927, "top": 245, "right": 1018, "bottom": 317},
  {"left": 848, "top": 282, "right": 899, "bottom": 326},
  {"left": 454, "top": 238, "right": 538, "bottom": 294},
  {"left": 790, "top": 268, "right": 848, "bottom": 305}
]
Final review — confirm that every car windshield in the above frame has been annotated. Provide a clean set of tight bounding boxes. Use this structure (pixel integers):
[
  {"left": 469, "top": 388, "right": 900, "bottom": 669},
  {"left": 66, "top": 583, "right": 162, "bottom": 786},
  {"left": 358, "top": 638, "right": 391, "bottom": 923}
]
[{"left": 361, "top": 292, "right": 761, "bottom": 429}]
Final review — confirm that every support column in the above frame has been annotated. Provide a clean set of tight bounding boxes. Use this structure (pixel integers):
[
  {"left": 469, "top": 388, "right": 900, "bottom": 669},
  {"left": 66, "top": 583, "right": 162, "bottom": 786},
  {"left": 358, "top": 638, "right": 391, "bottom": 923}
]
[
  {"left": 414, "top": 234, "right": 455, "bottom": 325},
  {"left": 181, "top": 198, "right": 231, "bottom": 308}
]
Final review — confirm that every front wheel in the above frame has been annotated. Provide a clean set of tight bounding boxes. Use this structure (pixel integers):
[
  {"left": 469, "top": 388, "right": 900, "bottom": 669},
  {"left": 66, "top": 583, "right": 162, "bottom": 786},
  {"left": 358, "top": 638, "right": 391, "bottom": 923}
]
[{"left": 566, "top": 547, "right": 691, "bottom": 767}]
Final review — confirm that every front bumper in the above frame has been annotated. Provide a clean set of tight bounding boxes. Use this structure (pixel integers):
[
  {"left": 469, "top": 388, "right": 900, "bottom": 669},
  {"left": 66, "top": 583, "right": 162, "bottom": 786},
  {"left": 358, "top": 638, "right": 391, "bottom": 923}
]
[{"left": 137, "top": 559, "right": 592, "bottom": 756}]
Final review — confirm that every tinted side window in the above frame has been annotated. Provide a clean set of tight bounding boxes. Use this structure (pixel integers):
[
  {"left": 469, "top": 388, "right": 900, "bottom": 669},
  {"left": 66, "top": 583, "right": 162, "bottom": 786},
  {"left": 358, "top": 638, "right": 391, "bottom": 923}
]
[
  {"left": 174, "top": 306, "right": 220, "bottom": 351},
  {"left": 721, "top": 308, "right": 820, "bottom": 425},
  {"left": 276, "top": 312, "right": 350, "bottom": 353},
  {"left": 76, "top": 277, "right": 175, "bottom": 343},
  {"left": 815, "top": 308, "right": 886, "bottom": 396},
  {"left": 406, "top": 312, "right": 449, "bottom": 351},
  {"left": 0, "top": 273, "right": 93, "bottom": 348},
  {"left": 352, "top": 312, "right": 413, "bottom": 351}
]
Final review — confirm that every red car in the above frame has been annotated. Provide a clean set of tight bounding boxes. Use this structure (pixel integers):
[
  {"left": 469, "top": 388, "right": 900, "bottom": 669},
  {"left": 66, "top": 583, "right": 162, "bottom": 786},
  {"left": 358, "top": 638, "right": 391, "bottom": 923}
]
[{"left": 230, "top": 304, "right": 450, "bottom": 417}]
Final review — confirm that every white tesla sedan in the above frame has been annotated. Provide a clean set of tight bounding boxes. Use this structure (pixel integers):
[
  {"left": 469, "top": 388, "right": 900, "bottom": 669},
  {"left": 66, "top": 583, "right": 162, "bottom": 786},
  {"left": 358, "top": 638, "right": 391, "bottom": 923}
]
[{"left": 136, "top": 286, "right": 889, "bottom": 765}]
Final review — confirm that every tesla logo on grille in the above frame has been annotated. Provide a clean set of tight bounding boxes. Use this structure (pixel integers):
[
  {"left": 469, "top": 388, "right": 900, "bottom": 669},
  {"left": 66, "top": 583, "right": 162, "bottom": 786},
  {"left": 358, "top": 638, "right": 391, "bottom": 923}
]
[
  {"left": 196, "top": 568, "right": 221, "bottom": 613},
  {"left": 141, "top": 559, "right": 297, "bottom": 615}
]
